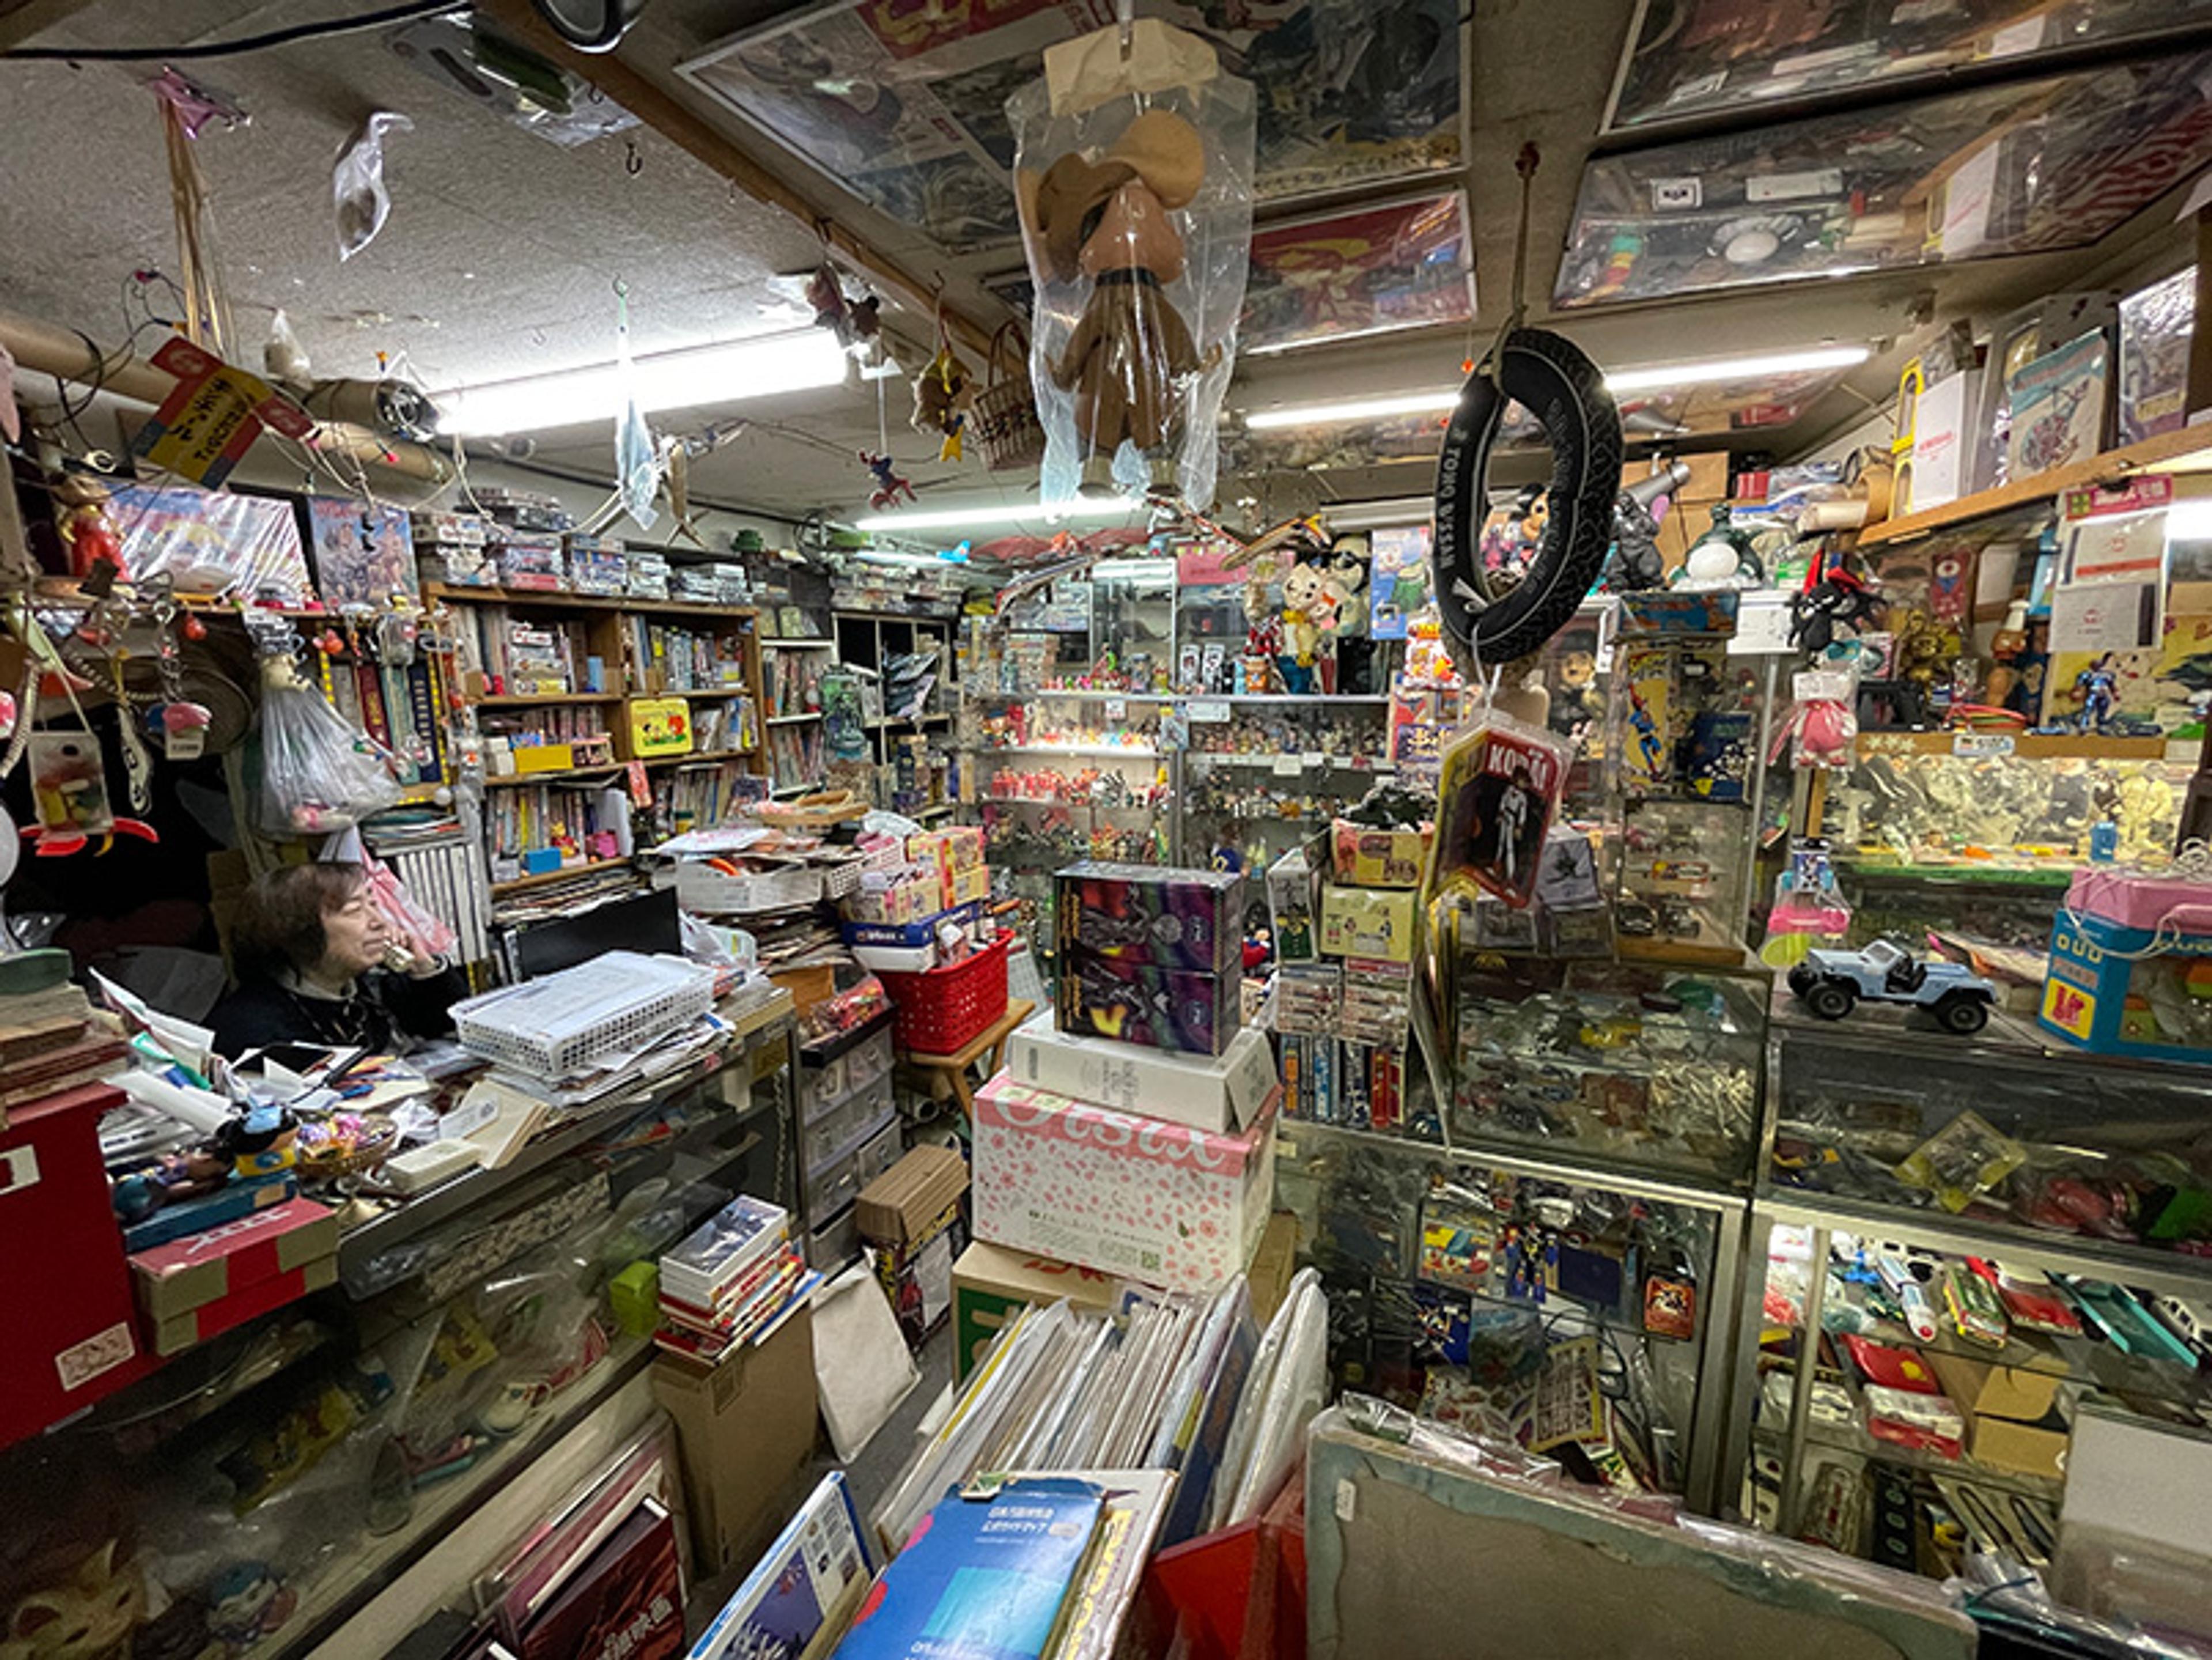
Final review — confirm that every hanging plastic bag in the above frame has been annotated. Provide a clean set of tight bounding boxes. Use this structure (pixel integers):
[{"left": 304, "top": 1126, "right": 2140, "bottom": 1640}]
[
  {"left": 1008, "top": 19, "right": 1255, "bottom": 509},
  {"left": 253, "top": 658, "right": 403, "bottom": 837},
  {"left": 334, "top": 111, "right": 412, "bottom": 261},
  {"left": 612, "top": 285, "right": 661, "bottom": 530}
]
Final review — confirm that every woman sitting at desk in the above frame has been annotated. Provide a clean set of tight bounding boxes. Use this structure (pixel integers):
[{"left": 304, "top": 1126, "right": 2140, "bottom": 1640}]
[{"left": 210, "top": 863, "right": 466, "bottom": 1059}]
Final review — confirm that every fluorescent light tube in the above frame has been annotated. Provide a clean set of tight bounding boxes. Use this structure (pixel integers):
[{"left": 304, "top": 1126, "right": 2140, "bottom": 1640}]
[
  {"left": 1603, "top": 344, "right": 1871, "bottom": 393},
  {"left": 1244, "top": 391, "right": 1458, "bottom": 430},
  {"left": 435, "top": 328, "right": 849, "bottom": 436},
  {"left": 1240, "top": 345, "right": 1872, "bottom": 431},
  {"left": 851, "top": 498, "right": 1145, "bottom": 533}
]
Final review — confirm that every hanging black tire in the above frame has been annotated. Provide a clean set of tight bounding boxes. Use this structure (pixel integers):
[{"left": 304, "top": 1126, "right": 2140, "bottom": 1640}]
[{"left": 1433, "top": 327, "right": 1624, "bottom": 667}]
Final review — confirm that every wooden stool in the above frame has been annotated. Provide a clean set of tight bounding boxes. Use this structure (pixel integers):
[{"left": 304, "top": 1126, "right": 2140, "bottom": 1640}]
[{"left": 899, "top": 999, "right": 1035, "bottom": 1121}]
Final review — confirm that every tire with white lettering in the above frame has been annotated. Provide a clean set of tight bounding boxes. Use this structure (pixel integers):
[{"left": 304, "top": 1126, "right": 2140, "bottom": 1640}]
[{"left": 1433, "top": 327, "right": 1623, "bottom": 668}]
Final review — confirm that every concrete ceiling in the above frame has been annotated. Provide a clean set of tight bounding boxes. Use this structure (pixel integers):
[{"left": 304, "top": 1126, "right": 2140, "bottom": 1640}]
[{"left": 2, "top": 0, "right": 2206, "bottom": 532}]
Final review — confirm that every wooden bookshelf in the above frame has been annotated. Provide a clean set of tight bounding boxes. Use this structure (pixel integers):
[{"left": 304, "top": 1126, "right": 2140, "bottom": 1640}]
[
  {"left": 425, "top": 581, "right": 760, "bottom": 621},
  {"left": 1858, "top": 426, "right": 2212, "bottom": 549},
  {"left": 474, "top": 693, "right": 622, "bottom": 707},
  {"left": 488, "top": 856, "right": 637, "bottom": 897}
]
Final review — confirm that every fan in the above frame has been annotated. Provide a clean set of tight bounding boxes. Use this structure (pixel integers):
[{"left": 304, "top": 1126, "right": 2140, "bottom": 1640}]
[{"left": 528, "top": 0, "right": 646, "bottom": 51}]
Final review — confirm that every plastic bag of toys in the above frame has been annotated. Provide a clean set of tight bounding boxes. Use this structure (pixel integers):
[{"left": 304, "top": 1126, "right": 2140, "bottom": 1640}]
[
  {"left": 1008, "top": 18, "right": 1255, "bottom": 509},
  {"left": 253, "top": 658, "right": 403, "bottom": 838}
]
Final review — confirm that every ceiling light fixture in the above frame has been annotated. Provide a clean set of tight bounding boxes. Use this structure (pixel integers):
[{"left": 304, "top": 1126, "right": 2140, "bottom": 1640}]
[
  {"left": 434, "top": 328, "right": 847, "bottom": 437},
  {"left": 850, "top": 497, "right": 1145, "bottom": 533},
  {"left": 1239, "top": 344, "right": 1874, "bottom": 431}
]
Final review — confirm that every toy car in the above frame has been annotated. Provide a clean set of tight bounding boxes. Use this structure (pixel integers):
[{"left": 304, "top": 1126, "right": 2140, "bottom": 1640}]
[{"left": 1786, "top": 938, "right": 1997, "bottom": 1034}]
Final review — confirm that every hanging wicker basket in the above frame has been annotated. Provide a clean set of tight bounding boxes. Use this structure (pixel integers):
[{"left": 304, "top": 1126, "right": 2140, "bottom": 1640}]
[{"left": 971, "top": 321, "right": 1045, "bottom": 475}]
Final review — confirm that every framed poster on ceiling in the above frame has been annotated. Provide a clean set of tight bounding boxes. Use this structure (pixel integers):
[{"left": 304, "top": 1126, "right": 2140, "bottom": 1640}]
[
  {"left": 1242, "top": 191, "right": 1475, "bottom": 355},
  {"left": 675, "top": 0, "right": 1465, "bottom": 255}
]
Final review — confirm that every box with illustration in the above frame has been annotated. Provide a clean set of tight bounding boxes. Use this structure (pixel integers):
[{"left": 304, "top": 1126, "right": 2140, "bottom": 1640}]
[
  {"left": 972, "top": 1073, "right": 1278, "bottom": 1292},
  {"left": 1054, "top": 861, "right": 1243, "bottom": 973}
]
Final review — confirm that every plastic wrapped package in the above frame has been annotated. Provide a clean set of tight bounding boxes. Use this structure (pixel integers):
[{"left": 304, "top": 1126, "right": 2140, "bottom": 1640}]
[
  {"left": 106, "top": 484, "right": 313, "bottom": 599},
  {"left": 1007, "top": 21, "right": 1256, "bottom": 508},
  {"left": 362, "top": 851, "right": 458, "bottom": 960},
  {"left": 252, "top": 658, "right": 404, "bottom": 837},
  {"left": 332, "top": 111, "right": 412, "bottom": 260}
]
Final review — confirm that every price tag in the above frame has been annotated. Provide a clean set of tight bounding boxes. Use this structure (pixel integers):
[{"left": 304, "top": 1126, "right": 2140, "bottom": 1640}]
[
  {"left": 1187, "top": 699, "right": 1230, "bottom": 723},
  {"left": 1105, "top": 698, "right": 1127, "bottom": 722},
  {"left": 1302, "top": 751, "right": 1325, "bottom": 768},
  {"left": 1951, "top": 731, "right": 2016, "bottom": 759},
  {"left": 1272, "top": 755, "right": 1303, "bottom": 777}
]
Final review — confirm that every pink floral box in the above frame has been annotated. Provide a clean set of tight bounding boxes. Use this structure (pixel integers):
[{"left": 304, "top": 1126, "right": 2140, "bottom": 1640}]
[
  {"left": 2067, "top": 867, "right": 2212, "bottom": 935},
  {"left": 972, "top": 1071, "right": 1278, "bottom": 1293}
]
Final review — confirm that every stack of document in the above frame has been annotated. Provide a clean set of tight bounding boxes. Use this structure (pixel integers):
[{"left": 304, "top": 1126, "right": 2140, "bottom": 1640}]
[
  {"left": 872, "top": 1276, "right": 1256, "bottom": 1559},
  {"left": 656, "top": 1195, "right": 819, "bottom": 1367}
]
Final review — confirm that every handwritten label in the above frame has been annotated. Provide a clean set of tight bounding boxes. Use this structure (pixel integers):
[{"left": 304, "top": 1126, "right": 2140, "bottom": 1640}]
[
  {"left": 1302, "top": 751, "right": 1325, "bottom": 768},
  {"left": 1272, "top": 755, "right": 1303, "bottom": 777},
  {"left": 1105, "top": 698, "right": 1127, "bottom": 723},
  {"left": 1187, "top": 699, "right": 1230, "bottom": 723}
]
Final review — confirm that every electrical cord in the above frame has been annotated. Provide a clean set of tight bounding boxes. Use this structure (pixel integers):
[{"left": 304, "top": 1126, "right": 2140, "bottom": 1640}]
[{"left": 3, "top": 0, "right": 469, "bottom": 60}]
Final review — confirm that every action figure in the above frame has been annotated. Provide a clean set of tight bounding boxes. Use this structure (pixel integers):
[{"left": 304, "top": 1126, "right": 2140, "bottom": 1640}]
[
  {"left": 859, "top": 450, "right": 916, "bottom": 512},
  {"left": 2074, "top": 653, "right": 2121, "bottom": 732}
]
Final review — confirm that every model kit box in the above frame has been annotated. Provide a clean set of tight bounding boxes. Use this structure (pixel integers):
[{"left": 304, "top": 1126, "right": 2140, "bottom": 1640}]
[
  {"left": 2040, "top": 909, "right": 2212, "bottom": 1064},
  {"left": 1330, "top": 820, "right": 1433, "bottom": 889},
  {"left": 130, "top": 1195, "right": 338, "bottom": 1320},
  {"left": 1056, "top": 946, "right": 1241, "bottom": 1056},
  {"left": 1006, "top": 1020, "right": 1277, "bottom": 1134},
  {"left": 869, "top": 1199, "right": 965, "bottom": 1351},
  {"left": 1055, "top": 861, "right": 1243, "bottom": 974},
  {"left": 972, "top": 1072, "right": 1277, "bottom": 1291},
  {"left": 494, "top": 533, "right": 565, "bottom": 592},
  {"left": 951, "top": 1240, "right": 1123, "bottom": 1380},
  {"left": 1320, "top": 882, "right": 1418, "bottom": 963}
]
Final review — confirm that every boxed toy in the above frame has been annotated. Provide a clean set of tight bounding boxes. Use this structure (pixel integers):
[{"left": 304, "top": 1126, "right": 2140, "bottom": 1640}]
[
  {"left": 1330, "top": 820, "right": 1433, "bottom": 888},
  {"left": 1055, "top": 861, "right": 1243, "bottom": 974},
  {"left": 1272, "top": 961, "right": 1341, "bottom": 1035},
  {"left": 1320, "top": 882, "right": 1418, "bottom": 963},
  {"left": 1339, "top": 1039, "right": 1406, "bottom": 1132},
  {"left": 869, "top": 1198, "right": 966, "bottom": 1351},
  {"left": 494, "top": 532, "right": 565, "bottom": 591},
  {"left": 1005, "top": 1020, "right": 1277, "bottom": 1134},
  {"left": 565, "top": 532, "right": 628, "bottom": 596},
  {"left": 972, "top": 1073, "right": 1277, "bottom": 1291},
  {"left": 2040, "top": 908, "right": 2212, "bottom": 1064},
  {"left": 130, "top": 1196, "right": 337, "bottom": 1321},
  {"left": 1056, "top": 946, "right": 1240, "bottom": 1056},
  {"left": 1266, "top": 837, "right": 1324, "bottom": 962},
  {"left": 627, "top": 549, "right": 672, "bottom": 600}
]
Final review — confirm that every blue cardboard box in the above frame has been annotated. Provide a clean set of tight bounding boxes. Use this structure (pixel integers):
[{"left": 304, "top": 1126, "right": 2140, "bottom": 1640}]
[{"left": 2039, "top": 908, "right": 2212, "bottom": 1064}]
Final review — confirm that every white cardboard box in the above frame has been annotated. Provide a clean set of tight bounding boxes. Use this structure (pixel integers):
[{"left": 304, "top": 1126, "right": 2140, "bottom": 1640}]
[
  {"left": 1004, "top": 1021, "right": 1277, "bottom": 1134},
  {"left": 973, "top": 1072, "right": 1277, "bottom": 1291}
]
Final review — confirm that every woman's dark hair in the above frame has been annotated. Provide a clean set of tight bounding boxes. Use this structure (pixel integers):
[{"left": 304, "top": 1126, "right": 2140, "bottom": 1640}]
[{"left": 230, "top": 862, "right": 369, "bottom": 981}]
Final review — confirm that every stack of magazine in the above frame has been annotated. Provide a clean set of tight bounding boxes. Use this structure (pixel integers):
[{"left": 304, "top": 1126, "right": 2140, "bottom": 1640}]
[
  {"left": 871, "top": 1276, "right": 1256, "bottom": 1560},
  {"left": 656, "top": 1195, "right": 818, "bottom": 1367}
]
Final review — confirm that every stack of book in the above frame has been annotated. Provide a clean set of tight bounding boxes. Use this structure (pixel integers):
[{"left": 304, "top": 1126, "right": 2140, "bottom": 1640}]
[
  {"left": 0, "top": 980, "right": 128, "bottom": 1128},
  {"left": 655, "top": 1195, "right": 819, "bottom": 1367}
]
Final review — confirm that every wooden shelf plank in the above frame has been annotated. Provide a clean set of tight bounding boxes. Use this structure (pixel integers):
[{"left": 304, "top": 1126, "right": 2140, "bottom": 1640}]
[
  {"left": 1858, "top": 426, "right": 2212, "bottom": 548},
  {"left": 474, "top": 693, "right": 622, "bottom": 707},
  {"left": 488, "top": 856, "right": 636, "bottom": 896}
]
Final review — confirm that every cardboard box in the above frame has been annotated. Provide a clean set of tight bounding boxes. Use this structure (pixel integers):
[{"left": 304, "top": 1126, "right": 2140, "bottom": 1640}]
[
  {"left": 149, "top": 1255, "right": 338, "bottom": 1355},
  {"left": 2041, "top": 909, "right": 2212, "bottom": 1064},
  {"left": 130, "top": 1195, "right": 339, "bottom": 1319},
  {"left": 1055, "top": 862, "right": 1244, "bottom": 974},
  {"left": 1056, "top": 948, "right": 1241, "bottom": 1057},
  {"left": 973, "top": 1074, "right": 1277, "bottom": 1292},
  {"left": 1969, "top": 1410, "right": 2070, "bottom": 1480},
  {"left": 1005, "top": 1021, "right": 1277, "bottom": 1134},
  {"left": 1320, "top": 883, "right": 1418, "bottom": 963},
  {"left": 1925, "top": 1350, "right": 2066, "bottom": 1423},
  {"left": 650, "top": 1305, "right": 819, "bottom": 1574},
  {"left": 1330, "top": 820, "right": 1434, "bottom": 889},
  {"left": 1266, "top": 838, "right": 1325, "bottom": 962},
  {"left": 855, "top": 1145, "right": 969, "bottom": 1247},
  {"left": 951, "top": 1240, "right": 1123, "bottom": 1381}
]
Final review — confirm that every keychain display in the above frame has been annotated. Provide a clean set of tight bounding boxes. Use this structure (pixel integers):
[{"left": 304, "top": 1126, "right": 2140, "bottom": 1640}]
[{"left": 1010, "top": 21, "right": 1255, "bottom": 507}]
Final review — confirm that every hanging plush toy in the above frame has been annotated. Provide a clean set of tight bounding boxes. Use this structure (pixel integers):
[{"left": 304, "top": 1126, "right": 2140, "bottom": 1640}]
[
  {"left": 806, "top": 263, "right": 881, "bottom": 353},
  {"left": 1033, "top": 111, "right": 1212, "bottom": 498},
  {"left": 859, "top": 450, "right": 917, "bottom": 512},
  {"left": 911, "top": 341, "right": 976, "bottom": 463}
]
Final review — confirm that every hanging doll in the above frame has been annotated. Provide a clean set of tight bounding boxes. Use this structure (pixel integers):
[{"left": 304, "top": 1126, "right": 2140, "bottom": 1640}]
[
  {"left": 1032, "top": 110, "right": 1210, "bottom": 497},
  {"left": 911, "top": 343, "right": 976, "bottom": 463},
  {"left": 859, "top": 451, "right": 916, "bottom": 512}
]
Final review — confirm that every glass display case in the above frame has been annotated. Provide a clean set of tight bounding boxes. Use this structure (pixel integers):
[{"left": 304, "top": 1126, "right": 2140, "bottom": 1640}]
[
  {"left": 1180, "top": 697, "right": 1394, "bottom": 872},
  {"left": 1448, "top": 958, "right": 1768, "bottom": 1191},
  {"left": 1273, "top": 1118, "right": 1748, "bottom": 1511},
  {"left": 1605, "top": 0, "right": 2212, "bottom": 132},
  {"left": 1560, "top": 50, "right": 2212, "bottom": 309}
]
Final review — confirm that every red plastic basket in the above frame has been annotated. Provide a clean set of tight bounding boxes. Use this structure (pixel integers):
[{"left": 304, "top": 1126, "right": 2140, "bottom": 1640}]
[{"left": 879, "top": 935, "right": 1012, "bottom": 1055}]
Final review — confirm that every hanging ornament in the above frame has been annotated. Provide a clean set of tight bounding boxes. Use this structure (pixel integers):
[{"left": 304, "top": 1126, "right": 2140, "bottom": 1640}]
[
  {"left": 859, "top": 450, "right": 917, "bottom": 512},
  {"left": 911, "top": 308, "right": 976, "bottom": 463}
]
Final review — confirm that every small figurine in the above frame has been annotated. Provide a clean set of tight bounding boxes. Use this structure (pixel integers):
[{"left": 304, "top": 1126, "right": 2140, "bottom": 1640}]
[
  {"left": 2073, "top": 651, "right": 2121, "bottom": 733},
  {"left": 1790, "top": 561, "right": 1882, "bottom": 656},
  {"left": 54, "top": 476, "right": 124, "bottom": 583},
  {"left": 859, "top": 450, "right": 917, "bottom": 513}
]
